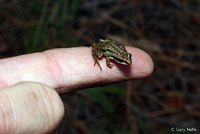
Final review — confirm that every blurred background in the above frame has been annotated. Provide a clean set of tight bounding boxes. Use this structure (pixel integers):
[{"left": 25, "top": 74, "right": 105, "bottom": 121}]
[{"left": 0, "top": 0, "right": 200, "bottom": 134}]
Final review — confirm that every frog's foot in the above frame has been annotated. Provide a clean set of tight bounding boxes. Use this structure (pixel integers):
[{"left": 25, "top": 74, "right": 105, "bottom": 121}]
[
  {"left": 106, "top": 58, "right": 114, "bottom": 68},
  {"left": 92, "top": 48, "right": 102, "bottom": 70}
]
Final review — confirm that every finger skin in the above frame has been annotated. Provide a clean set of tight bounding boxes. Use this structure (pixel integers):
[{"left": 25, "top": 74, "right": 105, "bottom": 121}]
[
  {"left": 0, "top": 47, "right": 154, "bottom": 93},
  {"left": 0, "top": 82, "right": 64, "bottom": 134}
]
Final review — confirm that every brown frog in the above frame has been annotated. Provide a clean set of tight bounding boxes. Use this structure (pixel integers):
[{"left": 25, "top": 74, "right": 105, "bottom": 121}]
[{"left": 92, "top": 39, "right": 132, "bottom": 70}]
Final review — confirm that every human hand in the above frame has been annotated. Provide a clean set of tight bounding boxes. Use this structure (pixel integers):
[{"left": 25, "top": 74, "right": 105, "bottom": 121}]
[{"left": 0, "top": 47, "right": 153, "bottom": 133}]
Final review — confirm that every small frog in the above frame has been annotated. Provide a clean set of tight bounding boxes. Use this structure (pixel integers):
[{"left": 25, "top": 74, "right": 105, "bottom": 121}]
[{"left": 92, "top": 39, "right": 132, "bottom": 70}]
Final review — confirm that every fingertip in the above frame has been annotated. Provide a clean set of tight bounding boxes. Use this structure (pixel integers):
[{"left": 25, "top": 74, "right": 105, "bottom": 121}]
[
  {"left": 128, "top": 47, "right": 154, "bottom": 78},
  {"left": 137, "top": 48, "right": 154, "bottom": 77}
]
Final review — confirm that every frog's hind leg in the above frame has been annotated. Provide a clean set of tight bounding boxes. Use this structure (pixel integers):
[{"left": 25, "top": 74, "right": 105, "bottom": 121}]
[
  {"left": 106, "top": 57, "right": 114, "bottom": 68},
  {"left": 92, "top": 44, "right": 102, "bottom": 70}
]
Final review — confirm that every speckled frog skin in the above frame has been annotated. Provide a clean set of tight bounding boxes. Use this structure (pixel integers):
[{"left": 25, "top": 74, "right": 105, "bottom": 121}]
[{"left": 92, "top": 39, "right": 132, "bottom": 70}]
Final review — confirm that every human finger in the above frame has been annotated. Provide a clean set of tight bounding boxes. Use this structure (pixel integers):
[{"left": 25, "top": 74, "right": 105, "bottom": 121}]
[
  {"left": 0, "top": 47, "right": 153, "bottom": 93},
  {"left": 0, "top": 81, "right": 64, "bottom": 134}
]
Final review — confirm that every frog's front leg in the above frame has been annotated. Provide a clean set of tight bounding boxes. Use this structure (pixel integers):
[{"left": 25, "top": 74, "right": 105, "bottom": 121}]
[
  {"left": 92, "top": 44, "right": 103, "bottom": 70},
  {"left": 106, "top": 57, "right": 114, "bottom": 68}
]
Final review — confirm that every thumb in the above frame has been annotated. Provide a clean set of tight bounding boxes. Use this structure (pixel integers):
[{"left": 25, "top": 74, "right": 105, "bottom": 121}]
[{"left": 0, "top": 81, "right": 64, "bottom": 134}]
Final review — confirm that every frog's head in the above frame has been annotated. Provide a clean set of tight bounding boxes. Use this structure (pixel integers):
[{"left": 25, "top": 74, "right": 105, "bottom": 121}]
[
  {"left": 120, "top": 53, "right": 132, "bottom": 65},
  {"left": 113, "top": 51, "right": 132, "bottom": 65}
]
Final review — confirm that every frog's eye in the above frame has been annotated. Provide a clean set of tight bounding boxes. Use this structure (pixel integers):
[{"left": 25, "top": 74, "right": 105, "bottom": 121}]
[{"left": 115, "top": 41, "right": 120, "bottom": 45}]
